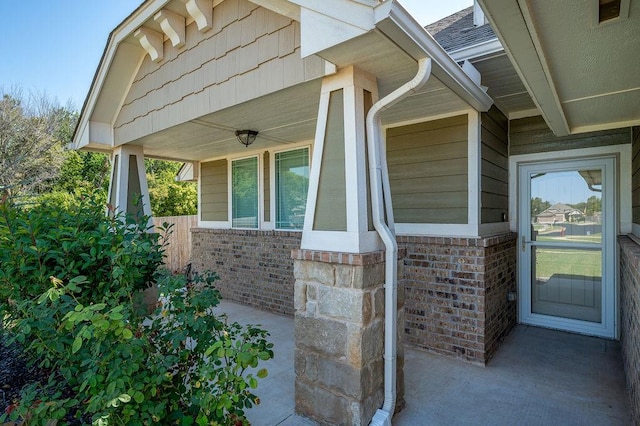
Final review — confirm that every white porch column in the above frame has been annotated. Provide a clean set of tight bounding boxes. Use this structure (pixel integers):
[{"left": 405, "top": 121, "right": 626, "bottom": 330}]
[
  {"left": 107, "top": 145, "right": 152, "bottom": 220},
  {"left": 294, "top": 67, "right": 402, "bottom": 425},
  {"left": 302, "top": 66, "right": 381, "bottom": 253}
]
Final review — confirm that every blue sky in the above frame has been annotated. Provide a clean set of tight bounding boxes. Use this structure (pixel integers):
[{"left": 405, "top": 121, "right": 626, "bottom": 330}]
[{"left": 0, "top": 0, "right": 472, "bottom": 110}]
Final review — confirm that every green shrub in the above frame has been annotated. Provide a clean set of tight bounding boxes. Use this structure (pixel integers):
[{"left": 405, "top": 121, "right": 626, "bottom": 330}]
[
  {"left": 0, "top": 197, "right": 274, "bottom": 425},
  {"left": 0, "top": 195, "right": 163, "bottom": 312}
]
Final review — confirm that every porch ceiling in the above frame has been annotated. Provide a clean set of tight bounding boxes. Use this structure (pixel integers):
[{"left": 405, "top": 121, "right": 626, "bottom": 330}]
[
  {"left": 130, "top": 29, "right": 472, "bottom": 162},
  {"left": 479, "top": 0, "right": 640, "bottom": 135},
  {"left": 129, "top": 79, "right": 323, "bottom": 162},
  {"left": 314, "top": 30, "right": 471, "bottom": 125}
]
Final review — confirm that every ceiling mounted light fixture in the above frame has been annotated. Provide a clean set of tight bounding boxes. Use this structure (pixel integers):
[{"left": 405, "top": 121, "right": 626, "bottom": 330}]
[{"left": 235, "top": 130, "right": 258, "bottom": 147}]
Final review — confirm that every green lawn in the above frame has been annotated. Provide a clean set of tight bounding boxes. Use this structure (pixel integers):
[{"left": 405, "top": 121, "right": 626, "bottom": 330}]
[
  {"left": 536, "top": 234, "right": 602, "bottom": 243},
  {"left": 534, "top": 248, "right": 601, "bottom": 279}
]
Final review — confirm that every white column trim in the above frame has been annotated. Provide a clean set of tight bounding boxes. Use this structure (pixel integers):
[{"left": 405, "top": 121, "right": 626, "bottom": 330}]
[{"left": 302, "top": 92, "right": 330, "bottom": 235}]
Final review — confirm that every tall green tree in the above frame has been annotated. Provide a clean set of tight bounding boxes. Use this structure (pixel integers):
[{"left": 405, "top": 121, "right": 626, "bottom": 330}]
[
  {"left": 146, "top": 159, "right": 197, "bottom": 216},
  {"left": 530, "top": 197, "right": 550, "bottom": 218}
]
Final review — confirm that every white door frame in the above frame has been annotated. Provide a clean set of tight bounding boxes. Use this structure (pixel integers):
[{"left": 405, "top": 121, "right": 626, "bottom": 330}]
[
  {"left": 518, "top": 157, "right": 615, "bottom": 338},
  {"left": 508, "top": 144, "right": 632, "bottom": 340}
]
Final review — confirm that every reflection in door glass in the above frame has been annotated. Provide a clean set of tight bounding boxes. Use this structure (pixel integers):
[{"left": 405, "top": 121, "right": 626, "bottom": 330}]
[
  {"left": 531, "top": 246, "right": 602, "bottom": 323},
  {"left": 530, "top": 170, "right": 602, "bottom": 244}
]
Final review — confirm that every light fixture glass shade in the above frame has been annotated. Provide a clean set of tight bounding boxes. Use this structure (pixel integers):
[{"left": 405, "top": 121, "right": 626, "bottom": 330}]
[{"left": 235, "top": 130, "right": 258, "bottom": 147}]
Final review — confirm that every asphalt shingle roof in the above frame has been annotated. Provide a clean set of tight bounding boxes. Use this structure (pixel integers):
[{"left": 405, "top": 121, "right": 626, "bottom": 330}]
[{"left": 425, "top": 6, "right": 497, "bottom": 53}]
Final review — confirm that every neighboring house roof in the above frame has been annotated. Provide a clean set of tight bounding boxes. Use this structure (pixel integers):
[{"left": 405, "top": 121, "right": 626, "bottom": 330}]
[
  {"left": 538, "top": 203, "right": 583, "bottom": 217},
  {"left": 425, "top": 6, "right": 496, "bottom": 53}
]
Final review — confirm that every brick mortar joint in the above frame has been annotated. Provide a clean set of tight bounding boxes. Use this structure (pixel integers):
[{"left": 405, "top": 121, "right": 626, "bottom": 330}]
[
  {"left": 291, "top": 248, "right": 407, "bottom": 266},
  {"left": 191, "top": 227, "right": 303, "bottom": 238},
  {"left": 397, "top": 232, "right": 516, "bottom": 248}
]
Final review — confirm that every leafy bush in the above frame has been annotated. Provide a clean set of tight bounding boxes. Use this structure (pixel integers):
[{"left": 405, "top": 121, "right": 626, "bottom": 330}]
[
  {"left": 0, "top": 195, "right": 163, "bottom": 311},
  {"left": 0, "top": 197, "right": 273, "bottom": 425}
]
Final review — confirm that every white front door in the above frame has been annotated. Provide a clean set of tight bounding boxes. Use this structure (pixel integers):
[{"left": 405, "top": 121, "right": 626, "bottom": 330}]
[{"left": 518, "top": 157, "right": 616, "bottom": 338}]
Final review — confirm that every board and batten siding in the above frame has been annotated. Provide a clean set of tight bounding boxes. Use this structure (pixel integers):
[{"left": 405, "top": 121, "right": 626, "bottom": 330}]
[
  {"left": 481, "top": 106, "right": 509, "bottom": 224},
  {"left": 510, "top": 116, "right": 630, "bottom": 156},
  {"left": 387, "top": 115, "right": 468, "bottom": 224},
  {"left": 114, "top": 0, "right": 329, "bottom": 145},
  {"left": 632, "top": 127, "right": 640, "bottom": 224},
  {"left": 201, "top": 160, "right": 228, "bottom": 222}
]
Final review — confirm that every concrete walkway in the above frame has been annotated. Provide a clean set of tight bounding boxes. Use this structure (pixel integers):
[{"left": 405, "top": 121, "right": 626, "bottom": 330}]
[{"left": 215, "top": 300, "right": 632, "bottom": 426}]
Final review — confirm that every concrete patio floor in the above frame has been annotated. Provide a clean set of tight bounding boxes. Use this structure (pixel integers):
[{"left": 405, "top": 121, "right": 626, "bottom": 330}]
[{"left": 215, "top": 300, "right": 632, "bottom": 426}]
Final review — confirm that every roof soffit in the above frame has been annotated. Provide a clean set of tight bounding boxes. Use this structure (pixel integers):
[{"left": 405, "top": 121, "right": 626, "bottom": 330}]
[{"left": 479, "top": 0, "right": 640, "bottom": 135}]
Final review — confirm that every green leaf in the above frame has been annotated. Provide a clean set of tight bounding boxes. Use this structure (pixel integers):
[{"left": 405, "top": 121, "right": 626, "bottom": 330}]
[
  {"left": 118, "top": 393, "right": 131, "bottom": 403},
  {"left": 249, "top": 377, "right": 258, "bottom": 389},
  {"left": 133, "top": 391, "right": 144, "bottom": 403},
  {"left": 257, "top": 368, "right": 268, "bottom": 379},
  {"left": 88, "top": 303, "right": 106, "bottom": 311},
  {"left": 72, "top": 336, "right": 83, "bottom": 353},
  {"left": 122, "top": 328, "right": 133, "bottom": 339}
]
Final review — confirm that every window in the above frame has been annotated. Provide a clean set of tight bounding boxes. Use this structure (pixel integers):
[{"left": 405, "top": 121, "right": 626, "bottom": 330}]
[
  {"left": 275, "top": 147, "right": 309, "bottom": 230},
  {"left": 231, "top": 156, "right": 259, "bottom": 228}
]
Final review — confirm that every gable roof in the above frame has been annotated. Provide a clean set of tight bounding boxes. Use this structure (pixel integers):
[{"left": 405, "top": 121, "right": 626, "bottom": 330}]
[
  {"left": 72, "top": 0, "right": 493, "bottom": 159},
  {"left": 425, "top": 6, "right": 496, "bottom": 53}
]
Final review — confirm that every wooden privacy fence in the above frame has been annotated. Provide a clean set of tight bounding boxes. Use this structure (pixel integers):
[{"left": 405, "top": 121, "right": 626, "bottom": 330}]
[{"left": 153, "top": 215, "right": 197, "bottom": 273}]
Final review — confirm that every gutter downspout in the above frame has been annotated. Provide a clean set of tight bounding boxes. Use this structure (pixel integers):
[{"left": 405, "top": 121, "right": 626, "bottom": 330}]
[{"left": 367, "top": 57, "right": 432, "bottom": 426}]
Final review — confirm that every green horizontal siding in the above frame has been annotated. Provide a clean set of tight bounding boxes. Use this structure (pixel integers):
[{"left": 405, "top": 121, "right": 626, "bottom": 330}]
[
  {"left": 201, "top": 160, "right": 228, "bottom": 221},
  {"left": 481, "top": 106, "right": 509, "bottom": 224},
  {"left": 387, "top": 115, "right": 468, "bottom": 224}
]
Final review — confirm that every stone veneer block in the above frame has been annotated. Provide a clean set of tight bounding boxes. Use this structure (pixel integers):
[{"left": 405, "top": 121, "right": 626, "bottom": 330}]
[{"left": 292, "top": 249, "right": 403, "bottom": 425}]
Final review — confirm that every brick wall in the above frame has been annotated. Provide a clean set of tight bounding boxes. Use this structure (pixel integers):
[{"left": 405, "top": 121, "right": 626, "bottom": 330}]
[
  {"left": 618, "top": 236, "right": 640, "bottom": 424},
  {"left": 399, "top": 232, "right": 517, "bottom": 365},
  {"left": 190, "top": 228, "right": 301, "bottom": 316},
  {"left": 191, "top": 228, "right": 518, "bottom": 365}
]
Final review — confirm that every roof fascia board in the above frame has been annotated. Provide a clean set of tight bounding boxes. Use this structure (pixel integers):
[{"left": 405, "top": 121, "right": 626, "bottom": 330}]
[
  {"left": 294, "top": 0, "right": 377, "bottom": 30},
  {"left": 252, "top": 0, "right": 378, "bottom": 29},
  {"left": 248, "top": 0, "right": 300, "bottom": 20},
  {"left": 259, "top": 0, "right": 377, "bottom": 57},
  {"left": 374, "top": 1, "right": 493, "bottom": 112},
  {"left": 478, "top": 0, "right": 570, "bottom": 135},
  {"left": 449, "top": 38, "right": 503, "bottom": 62}
]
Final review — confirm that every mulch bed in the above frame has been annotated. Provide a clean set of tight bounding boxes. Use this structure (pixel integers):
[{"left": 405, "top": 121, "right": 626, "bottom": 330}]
[
  {"left": 0, "top": 334, "right": 88, "bottom": 425},
  {"left": 0, "top": 334, "right": 46, "bottom": 417}
]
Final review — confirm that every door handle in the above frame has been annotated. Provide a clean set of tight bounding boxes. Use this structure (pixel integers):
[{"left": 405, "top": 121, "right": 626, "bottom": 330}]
[{"left": 521, "top": 235, "right": 526, "bottom": 252}]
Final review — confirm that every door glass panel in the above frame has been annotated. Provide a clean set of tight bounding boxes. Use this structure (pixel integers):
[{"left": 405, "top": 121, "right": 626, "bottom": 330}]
[
  {"left": 529, "top": 168, "right": 604, "bottom": 324},
  {"left": 531, "top": 246, "right": 602, "bottom": 323},
  {"left": 530, "top": 170, "right": 602, "bottom": 244}
]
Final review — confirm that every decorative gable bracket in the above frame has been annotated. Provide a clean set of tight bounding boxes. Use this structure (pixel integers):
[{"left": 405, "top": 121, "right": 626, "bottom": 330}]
[
  {"left": 179, "top": 0, "right": 213, "bottom": 32},
  {"left": 154, "top": 9, "right": 186, "bottom": 48},
  {"left": 134, "top": 27, "right": 164, "bottom": 62}
]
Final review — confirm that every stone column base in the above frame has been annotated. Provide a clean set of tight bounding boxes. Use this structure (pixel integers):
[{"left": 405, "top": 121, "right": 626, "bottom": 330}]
[{"left": 291, "top": 249, "right": 404, "bottom": 425}]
